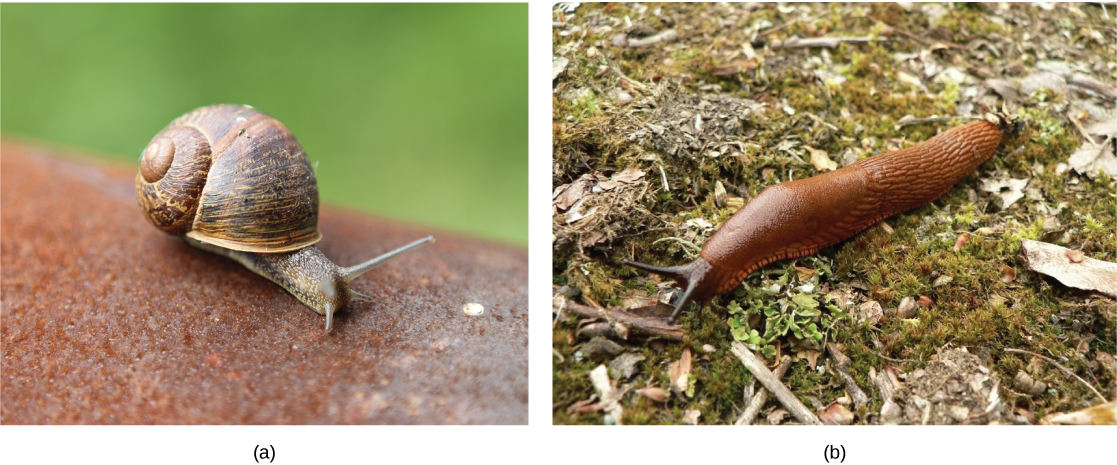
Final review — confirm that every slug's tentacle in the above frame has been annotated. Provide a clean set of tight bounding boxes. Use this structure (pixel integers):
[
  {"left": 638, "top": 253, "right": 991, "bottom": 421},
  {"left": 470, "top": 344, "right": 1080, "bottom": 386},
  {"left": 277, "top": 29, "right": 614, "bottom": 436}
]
[
  {"left": 627, "top": 114, "right": 1017, "bottom": 321},
  {"left": 622, "top": 258, "right": 713, "bottom": 323}
]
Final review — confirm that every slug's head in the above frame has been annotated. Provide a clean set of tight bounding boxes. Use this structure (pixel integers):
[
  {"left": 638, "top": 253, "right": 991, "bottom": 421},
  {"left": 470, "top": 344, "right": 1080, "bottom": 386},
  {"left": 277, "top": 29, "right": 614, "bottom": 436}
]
[
  {"left": 983, "top": 109, "right": 1023, "bottom": 135},
  {"left": 622, "top": 258, "right": 715, "bottom": 324}
]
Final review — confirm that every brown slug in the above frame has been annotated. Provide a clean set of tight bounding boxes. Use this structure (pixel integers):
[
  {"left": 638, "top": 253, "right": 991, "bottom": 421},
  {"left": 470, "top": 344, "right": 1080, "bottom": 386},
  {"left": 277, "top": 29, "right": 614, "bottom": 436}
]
[{"left": 625, "top": 112, "right": 1019, "bottom": 323}]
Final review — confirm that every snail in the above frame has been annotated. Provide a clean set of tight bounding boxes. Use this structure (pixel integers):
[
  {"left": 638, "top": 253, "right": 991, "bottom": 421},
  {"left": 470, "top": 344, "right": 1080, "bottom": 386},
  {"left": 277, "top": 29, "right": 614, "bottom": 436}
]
[
  {"left": 625, "top": 112, "right": 1020, "bottom": 323},
  {"left": 136, "top": 104, "right": 433, "bottom": 332}
]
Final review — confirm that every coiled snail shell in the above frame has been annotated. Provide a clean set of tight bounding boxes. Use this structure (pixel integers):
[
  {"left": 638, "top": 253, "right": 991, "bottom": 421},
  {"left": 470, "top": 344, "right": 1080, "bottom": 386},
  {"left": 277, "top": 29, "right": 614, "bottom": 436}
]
[{"left": 136, "top": 104, "right": 432, "bottom": 332}]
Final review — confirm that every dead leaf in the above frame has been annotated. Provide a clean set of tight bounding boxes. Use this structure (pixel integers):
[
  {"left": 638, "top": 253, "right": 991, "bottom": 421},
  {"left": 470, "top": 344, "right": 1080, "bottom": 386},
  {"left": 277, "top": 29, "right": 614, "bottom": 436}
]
[
  {"left": 668, "top": 348, "right": 692, "bottom": 394},
  {"left": 807, "top": 147, "right": 837, "bottom": 171},
  {"left": 1022, "top": 239, "right": 1117, "bottom": 298},
  {"left": 880, "top": 222, "right": 894, "bottom": 235},
  {"left": 953, "top": 233, "right": 970, "bottom": 252},
  {"left": 596, "top": 167, "right": 645, "bottom": 191},
  {"left": 1066, "top": 249, "right": 1085, "bottom": 263},
  {"left": 564, "top": 198, "right": 597, "bottom": 224},
  {"left": 609, "top": 352, "right": 646, "bottom": 379},
  {"left": 707, "top": 64, "right": 740, "bottom": 76},
  {"left": 918, "top": 295, "right": 935, "bottom": 307},
  {"left": 797, "top": 350, "right": 822, "bottom": 370},
  {"left": 1085, "top": 116, "right": 1117, "bottom": 140},
  {"left": 1047, "top": 401, "right": 1116, "bottom": 425},
  {"left": 552, "top": 56, "right": 570, "bottom": 81},
  {"left": 794, "top": 265, "right": 817, "bottom": 281},
  {"left": 1000, "top": 265, "right": 1016, "bottom": 283},
  {"left": 553, "top": 175, "right": 592, "bottom": 210},
  {"left": 713, "top": 181, "right": 727, "bottom": 208},
  {"left": 855, "top": 301, "right": 883, "bottom": 326},
  {"left": 581, "top": 230, "right": 607, "bottom": 248},
  {"left": 767, "top": 408, "right": 790, "bottom": 425},
  {"left": 683, "top": 409, "right": 701, "bottom": 425},
  {"left": 818, "top": 403, "right": 854, "bottom": 425},
  {"left": 933, "top": 276, "right": 953, "bottom": 287},
  {"left": 636, "top": 387, "right": 669, "bottom": 402},
  {"left": 1067, "top": 139, "right": 1117, "bottom": 179},
  {"left": 979, "top": 177, "right": 1030, "bottom": 209}
]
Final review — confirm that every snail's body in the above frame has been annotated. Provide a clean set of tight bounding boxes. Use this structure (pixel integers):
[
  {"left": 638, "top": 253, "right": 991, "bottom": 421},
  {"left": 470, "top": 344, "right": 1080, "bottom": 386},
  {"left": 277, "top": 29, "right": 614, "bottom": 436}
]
[
  {"left": 137, "top": 104, "right": 432, "bottom": 331},
  {"left": 625, "top": 113, "right": 1017, "bottom": 323}
]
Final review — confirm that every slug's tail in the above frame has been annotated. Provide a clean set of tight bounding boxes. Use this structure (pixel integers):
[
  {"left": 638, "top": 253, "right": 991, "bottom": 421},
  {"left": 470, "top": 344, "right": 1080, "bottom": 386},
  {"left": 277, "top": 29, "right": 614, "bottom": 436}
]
[{"left": 622, "top": 258, "right": 713, "bottom": 324}]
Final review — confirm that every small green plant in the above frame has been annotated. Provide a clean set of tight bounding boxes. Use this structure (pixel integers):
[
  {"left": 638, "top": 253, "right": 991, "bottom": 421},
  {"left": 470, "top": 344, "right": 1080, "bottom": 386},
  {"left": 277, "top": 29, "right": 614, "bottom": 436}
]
[{"left": 726, "top": 261, "right": 843, "bottom": 359}]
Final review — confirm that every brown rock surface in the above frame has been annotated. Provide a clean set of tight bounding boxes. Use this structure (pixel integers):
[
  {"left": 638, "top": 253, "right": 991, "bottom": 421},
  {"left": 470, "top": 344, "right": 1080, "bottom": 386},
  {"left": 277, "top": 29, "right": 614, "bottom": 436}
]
[{"left": 0, "top": 140, "right": 528, "bottom": 424}]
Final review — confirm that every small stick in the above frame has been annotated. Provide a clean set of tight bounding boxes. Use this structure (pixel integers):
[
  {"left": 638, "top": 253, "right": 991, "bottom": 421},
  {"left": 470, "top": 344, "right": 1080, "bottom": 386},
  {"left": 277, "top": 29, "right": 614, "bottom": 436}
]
[
  {"left": 552, "top": 293, "right": 684, "bottom": 340},
  {"left": 869, "top": 348, "right": 921, "bottom": 364},
  {"left": 827, "top": 343, "right": 871, "bottom": 410},
  {"left": 1004, "top": 348, "right": 1107, "bottom": 403},
  {"left": 771, "top": 36, "right": 885, "bottom": 49},
  {"left": 1066, "top": 111, "right": 1098, "bottom": 146},
  {"left": 872, "top": 366, "right": 899, "bottom": 403},
  {"left": 867, "top": 15, "right": 966, "bottom": 50},
  {"left": 1066, "top": 73, "right": 1117, "bottom": 100},
  {"left": 735, "top": 356, "right": 792, "bottom": 425},
  {"left": 731, "top": 341, "right": 822, "bottom": 425},
  {"left": 754, "top": 12, "right": 828, "bottom": 40}
]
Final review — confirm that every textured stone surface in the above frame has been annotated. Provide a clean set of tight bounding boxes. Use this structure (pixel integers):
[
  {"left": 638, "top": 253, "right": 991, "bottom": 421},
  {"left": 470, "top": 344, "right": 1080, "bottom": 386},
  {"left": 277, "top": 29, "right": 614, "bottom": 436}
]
[{"left": 1, "top": 140, "right": 528, "bottom": 424}]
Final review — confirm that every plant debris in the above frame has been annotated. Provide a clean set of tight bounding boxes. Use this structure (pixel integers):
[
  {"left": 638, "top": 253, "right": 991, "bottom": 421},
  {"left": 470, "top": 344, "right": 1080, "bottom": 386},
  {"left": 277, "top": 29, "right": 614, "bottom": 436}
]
[{"left": 1022, "top": 239, "right": 1117, "bottom": 298}]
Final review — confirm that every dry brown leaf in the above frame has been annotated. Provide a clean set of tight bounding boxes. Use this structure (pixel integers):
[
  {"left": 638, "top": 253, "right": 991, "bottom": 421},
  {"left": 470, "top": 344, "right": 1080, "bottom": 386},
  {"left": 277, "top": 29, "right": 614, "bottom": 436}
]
[
  {"left": 683, "top": 409, "right": 701, "bottom": 425},
  {"left": 794, "top": 265, "right": 817, "bottom": 281},
  {"left": 855, "top": 301, "right": 883, "bottom": 326},
  {"left": 953, "top": 233, "right": 970, "bottom": 252},
  {"left": 1022, "top": 239, "right": 1117, "bottom": 298},
  {"left": 767, "top": 408, "right": 790, "bottom": 425},
  {"left": 918, "top": 295, "right": 935, "bottom": 307},
  {"left": 1047, "top": 401, "right": 1116, "bottom": 425},
  {"left": 636, "top": 387, "right": 669, "bottom": 402},
  {"left": 818, "top": 403, "right": 854, "bottom": 425},
  {"left": 553, "top": 175, "right": 592, "bottom": 211},
  {"left": 798, "top": 350, "right": 822, "bottom": 370},
  {"left": 596, "top": 167, "right": 645, "bottom": 191},
  {"left": 807, "top": 147, "right": 837, "bottom": 171},
  {"left": 1066, "top": 249, "right": 1085, "bottom": 263},
  {"left": 880, "top": 222, "right": 894, "bottom": 235},
  {"left": 668, "top": 347, "right": 692, "bottom": 394},
  {"left": 1067, "top": 138, "right": 1117, "bottom": 179},
  {"left": 1000, "top": 265, "right": 1016, "bottom": 283},
  {"left": 713, "top": 181, "right": 727, "bottom": 208}
]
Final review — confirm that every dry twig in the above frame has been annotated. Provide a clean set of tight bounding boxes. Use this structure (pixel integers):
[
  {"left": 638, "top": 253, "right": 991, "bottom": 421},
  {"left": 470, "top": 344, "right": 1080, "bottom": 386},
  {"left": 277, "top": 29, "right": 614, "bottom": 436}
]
[
  {"left": 553, "top": 292, "right": 684, "bottom": 340},
  {"left": 730, "top": 341, "right": 822, "bottom": 425},
  {"left": 735, "top": 356, "right": 792, "bottom": 425},
  {"left": 827, "top": 343, "right": 871, "bottom": 409},
  {"left": 771, "top": 36, "right": 885, "bottom": 49},
  {"left": 1003, "top": 348, "right": 1107, "bottom": 403}
]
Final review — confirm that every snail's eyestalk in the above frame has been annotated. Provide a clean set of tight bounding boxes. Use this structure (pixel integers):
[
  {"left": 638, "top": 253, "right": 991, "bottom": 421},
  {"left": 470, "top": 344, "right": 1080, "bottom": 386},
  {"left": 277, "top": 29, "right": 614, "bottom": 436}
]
[{"left": 341, "top": 236, "right": 435, "bottom": 283}]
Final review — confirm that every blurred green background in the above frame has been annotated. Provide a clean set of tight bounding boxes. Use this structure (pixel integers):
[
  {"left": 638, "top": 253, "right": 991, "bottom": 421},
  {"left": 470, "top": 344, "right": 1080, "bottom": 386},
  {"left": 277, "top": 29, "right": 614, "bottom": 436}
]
[{"left": 1, "top": 3, "right": 527, "bottom": 246}]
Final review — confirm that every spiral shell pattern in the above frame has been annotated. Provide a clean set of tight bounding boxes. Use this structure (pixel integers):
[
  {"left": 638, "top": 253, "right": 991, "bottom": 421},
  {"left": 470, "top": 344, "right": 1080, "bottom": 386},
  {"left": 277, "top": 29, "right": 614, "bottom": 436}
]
[{"left": 136, "top": 104, "right": 322, "bottom": 253}]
